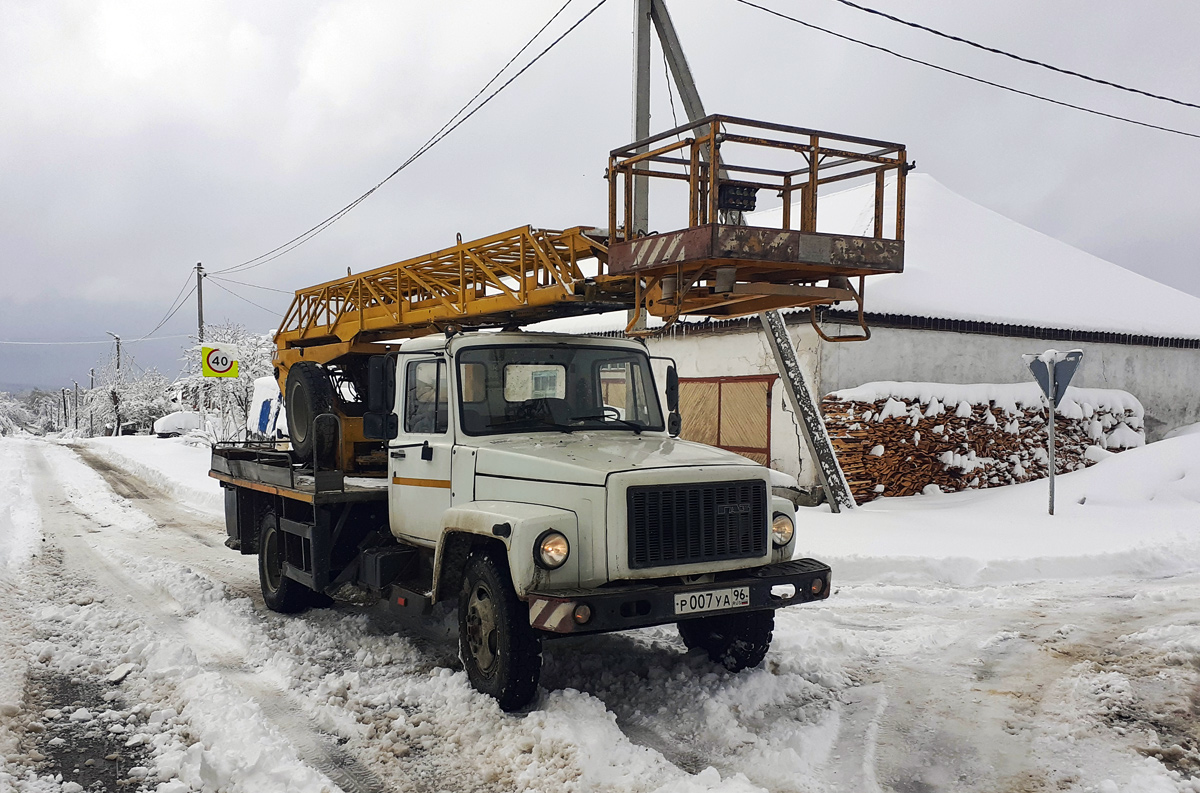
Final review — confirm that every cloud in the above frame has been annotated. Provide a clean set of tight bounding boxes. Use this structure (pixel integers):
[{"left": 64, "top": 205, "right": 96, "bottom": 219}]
[{"left": 2, "top": 0, "right": 1199, "bottom": 387}]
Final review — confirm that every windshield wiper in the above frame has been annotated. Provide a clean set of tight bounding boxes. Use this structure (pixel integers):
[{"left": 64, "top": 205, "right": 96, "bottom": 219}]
[
  {"left": 485, "top": 416, "right": 574, "bottom": 433},
  {"left": 569, "top": 414, "right": 644, "bottom": 435}
]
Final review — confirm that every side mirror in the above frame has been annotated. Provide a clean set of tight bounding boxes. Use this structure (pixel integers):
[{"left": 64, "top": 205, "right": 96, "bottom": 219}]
[
  {"left": 363, "top": 411, "right": 398, "bottom": 441},
  {"left": 366, "top": 355, "right": 396, "bottom": 413},
  {"left": 668, "top": 412, "right": 681, "bottom": 437},
  {"left": 665, "top": 365, "right": 679, "bottom": 413}
]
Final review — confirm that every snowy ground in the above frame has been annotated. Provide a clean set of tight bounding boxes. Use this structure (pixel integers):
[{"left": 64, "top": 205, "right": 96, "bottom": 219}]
[{"left": 0, "top": 434, "right": 1198, "bottom": 793}]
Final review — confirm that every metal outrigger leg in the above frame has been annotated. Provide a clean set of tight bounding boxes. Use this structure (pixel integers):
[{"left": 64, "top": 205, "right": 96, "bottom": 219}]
[{"left": 759, "top": 310, "right": 856, "bottom": 512}]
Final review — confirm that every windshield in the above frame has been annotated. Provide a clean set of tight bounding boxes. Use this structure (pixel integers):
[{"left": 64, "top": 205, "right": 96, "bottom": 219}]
[{"left": 457, "top": 344, "right": 665, "bottom": 436}]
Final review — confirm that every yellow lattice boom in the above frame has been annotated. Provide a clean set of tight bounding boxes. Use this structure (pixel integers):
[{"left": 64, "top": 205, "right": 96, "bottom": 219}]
[{"left": 275, "top": 225, "right": 630, "bottom": 369}]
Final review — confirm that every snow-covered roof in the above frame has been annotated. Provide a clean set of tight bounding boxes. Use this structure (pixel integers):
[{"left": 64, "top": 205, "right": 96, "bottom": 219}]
[
  {"left": 534, "top": 174, "right": 1200, "bottom": 339},
  {"left": 762, "top": 173, "right": 1200, "bottom": 339}
]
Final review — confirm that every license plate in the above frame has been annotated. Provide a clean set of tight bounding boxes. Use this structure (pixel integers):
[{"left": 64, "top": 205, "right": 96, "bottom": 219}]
[{"left": 674, "top": 586, "right": 750, "bottom": 616}]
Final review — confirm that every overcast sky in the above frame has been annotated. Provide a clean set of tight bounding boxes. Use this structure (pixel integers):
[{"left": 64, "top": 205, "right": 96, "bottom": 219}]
[{"left": 3, "top": 0, "right": 1199, "bottom": 391}]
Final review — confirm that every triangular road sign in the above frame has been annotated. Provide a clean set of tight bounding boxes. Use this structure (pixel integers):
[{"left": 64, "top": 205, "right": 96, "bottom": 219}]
[{"left": 1022, "top": 349, "right": 1083, "bottom": 407}]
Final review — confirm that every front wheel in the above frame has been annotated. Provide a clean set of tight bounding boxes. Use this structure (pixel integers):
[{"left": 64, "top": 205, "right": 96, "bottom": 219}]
[
  {"left": 678, "top": 610, "right": 775, "bottom": 671},
  {"left": 258, "top": 511, "right": 311, "bottom": 613},
  {"left": 458, "top": 552, "right": 542, "bottom": 711}
]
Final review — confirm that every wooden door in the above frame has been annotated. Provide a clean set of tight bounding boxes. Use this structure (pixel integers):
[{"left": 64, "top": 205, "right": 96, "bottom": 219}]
[{"left": 678, "top": 376, "right": 774, "bottom": 465}]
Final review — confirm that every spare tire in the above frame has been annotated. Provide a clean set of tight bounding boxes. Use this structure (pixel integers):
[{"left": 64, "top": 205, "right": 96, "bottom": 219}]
[{"left": 285, "top": 362, "right": 335, "bottom": 463}]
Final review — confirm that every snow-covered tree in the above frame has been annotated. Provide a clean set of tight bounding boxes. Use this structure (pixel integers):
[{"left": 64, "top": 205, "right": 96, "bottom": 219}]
[
  {"left": 82, "top": 351, "right": 174, "bottom": 435},
  {"left": 0, "top": 392, "right": 32, "bottom": 435},
  {"left": 176, "top": 322, "right": 275, "bottom": 441},
  {"left": 22, "top": 390, "right": 62, "bottom": 434}
]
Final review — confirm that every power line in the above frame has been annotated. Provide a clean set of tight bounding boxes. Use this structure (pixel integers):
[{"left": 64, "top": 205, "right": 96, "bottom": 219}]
[
  {"left": 825, "top": 0, "right": 1200, "bottom": 111},
  {"left": 207, "top": 275, "right": 293, "bottom": 295},
  {"left": 215, "top": 0, "right": 608, "bottom": 276},
  {"left": 0, "top": 334, "right": 191, "bottom": 346},
  {"left": 205, "top": 277, "right": 284, "bottom": 317},
  {"left": 662, "top": 47, "right": 681, "bottom": 131},
  {"left": 138, "top": 272, "right": 197, "bottom": 340},
  {"left": 217, "top": 0, "right": 604, "bottom": 275},
  {"left": 732, "top": 0, "right": 1200, "bottom": 140},
  {"left": 146, "top": 282, "right": 198, "bottom": 337},
  {"left": 112, "top": 0, "right": 590, "bottom": 349}
]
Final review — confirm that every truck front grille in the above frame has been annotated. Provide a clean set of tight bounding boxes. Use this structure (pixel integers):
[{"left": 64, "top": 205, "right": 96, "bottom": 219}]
[{"left": 626, "top": 480, "right": 767, "bottom": 569}]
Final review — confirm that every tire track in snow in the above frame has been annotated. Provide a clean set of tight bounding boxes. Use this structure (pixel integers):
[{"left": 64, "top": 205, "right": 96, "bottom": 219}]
[
  {"left": 60, "top": 442, "right": 502, "bottom": 793},
  {"left": 815, "top": 581, "right": 1200, "bottom": 793},
  {"left": 221, "top": 669, "right": 389, "bottom": 793},
  {"left": 72, "top": 445, "right": 229, "bottom": 553},
  {"left": 860, "top": 690, "right": 887, "bottom": 793},
  {"left": 30, "top": 443, "right": 395, "bottom": 793}
]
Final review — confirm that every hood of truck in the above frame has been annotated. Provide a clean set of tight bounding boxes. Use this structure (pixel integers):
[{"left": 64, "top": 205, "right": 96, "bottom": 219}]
[{"left": 472, "top": 433, "right": 758, "bottom": 486}]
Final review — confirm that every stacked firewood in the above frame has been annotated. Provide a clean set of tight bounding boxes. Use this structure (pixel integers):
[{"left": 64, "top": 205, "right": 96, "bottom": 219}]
[{"left": 820, "top": 384, "right": 1144, "bottom": 504}]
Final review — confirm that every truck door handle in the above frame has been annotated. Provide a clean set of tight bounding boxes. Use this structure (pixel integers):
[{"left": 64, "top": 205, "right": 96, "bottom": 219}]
[{"left": 390, "top": 440, "right": 433, "bottom": 461}]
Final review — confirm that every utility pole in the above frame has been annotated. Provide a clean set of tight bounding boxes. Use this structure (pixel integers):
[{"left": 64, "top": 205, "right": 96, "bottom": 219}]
[
  {"left": 106, "top": 332, "right": 121, "bottom": 372},
  {"left": 61, "top": 388, "right": 68, "bottom": 432},
  {"left": 626, "top": 0, "right": 652, "bottom": 333},
  {"left": 106, "top": 332, "right": 121, "bottom": 436},
  {"left": 89, "top": 368, "right": 94, "bottom": 437},
  {"left": 632, "top": 0, "right": 651, "bottom": 237},
  {"left": 74, "top": 382, "right": 79, "bottom": 432},
  {"left": 197, "top": 262, "right": 206, "bottom": 434}
]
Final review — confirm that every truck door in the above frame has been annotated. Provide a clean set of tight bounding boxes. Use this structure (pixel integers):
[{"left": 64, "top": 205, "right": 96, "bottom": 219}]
[{"left": 389, "top": 356, "right": 454, "bottom": 544}]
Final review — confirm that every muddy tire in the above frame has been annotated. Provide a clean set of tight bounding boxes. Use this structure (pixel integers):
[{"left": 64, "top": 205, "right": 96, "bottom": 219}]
[
  {"left": 678, "top": 609, "right": 774, "bottom": 672},
  {"left": 258, "top": 511, "right": 310, "bottom": 614},
  {"left": 285, "top": 362, "right": 335, "bottom": 464},
  {"left": 458, "top": 552, "right": 542, "bottom": 711}
]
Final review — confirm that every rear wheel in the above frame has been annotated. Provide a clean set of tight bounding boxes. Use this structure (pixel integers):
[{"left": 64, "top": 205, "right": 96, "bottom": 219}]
[
  {"left": 258, "top": 511, "right": 310, "bottom": 613},
  {"left": 458, "top": 552, "right": 542, "bottom": 711},
  {"left": 678, "top": 610, "right": 775, "bottom": 671},
  {"left": 285, "top": 362, "right": 335, "bottom": 464}
]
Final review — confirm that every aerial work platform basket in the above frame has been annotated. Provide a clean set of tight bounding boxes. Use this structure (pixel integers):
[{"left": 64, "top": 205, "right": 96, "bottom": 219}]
[
  {"left": 606, "top": 115, "right": 907, "bottom": 337},
  {"left": 271, "top": 114, "right": 908, "bottom": 471}
]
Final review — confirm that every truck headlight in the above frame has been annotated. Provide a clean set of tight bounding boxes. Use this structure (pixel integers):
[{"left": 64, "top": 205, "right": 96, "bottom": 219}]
[
  {"left": 535, "top": 530, "right": 570, "bottom": 569},
  {"left": 771, "top": 513, "right": 795, "bottom": 547}
]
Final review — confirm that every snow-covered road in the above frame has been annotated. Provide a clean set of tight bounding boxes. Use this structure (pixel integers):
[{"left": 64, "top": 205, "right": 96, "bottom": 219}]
[{"left": 1, "top": 436, "right": 1198, "bottom": 793}]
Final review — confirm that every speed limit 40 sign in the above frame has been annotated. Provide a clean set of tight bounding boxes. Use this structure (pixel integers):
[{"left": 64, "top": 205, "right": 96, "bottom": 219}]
[{"left": 201, "top": 344, "right": 240, "bottom": 378}]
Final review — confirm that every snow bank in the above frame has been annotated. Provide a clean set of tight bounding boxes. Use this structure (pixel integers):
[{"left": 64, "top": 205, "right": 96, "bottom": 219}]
[
  {"left": 1163, "top": 421, "right": 1200, "bottom": 440},
  {"left": 829, "top": 381, "right": 1144, "bottom": 421},
  {"left": 800, "top": 430, "right": 1200, "bottom": 586},
  {"left": 78, "top": 436, "right": 223, "bottom": 515},
  {"left": 0, "top": 440, "right": 40, "bottom": 576},
  {"left": 824, "top": 381, "right": 1145, "bottom": 502},
  {"left": 0, "top": 440, "right": 40, "bottom": 778}
]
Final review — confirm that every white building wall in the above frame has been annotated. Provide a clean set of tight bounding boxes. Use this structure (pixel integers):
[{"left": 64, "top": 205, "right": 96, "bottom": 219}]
[
  {"left": 641, "top": 318, "right": 1200, "bottom": 485},
  {"left": 645, "top": 319, "right": 824, "bottom": 487},
  {"left": 821, "top": 323, "right": 1200, "bottom": 441}
]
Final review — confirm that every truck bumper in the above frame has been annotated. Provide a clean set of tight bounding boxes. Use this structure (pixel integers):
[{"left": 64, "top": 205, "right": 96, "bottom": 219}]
[{"left": 525, "top": 557, "right": 831, "bottom": 636}]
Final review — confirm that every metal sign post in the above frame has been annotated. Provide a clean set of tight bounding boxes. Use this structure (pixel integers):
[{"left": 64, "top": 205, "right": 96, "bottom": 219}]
[{"left": 1022, "top": 349, "right": 1083, "bottom": 515}]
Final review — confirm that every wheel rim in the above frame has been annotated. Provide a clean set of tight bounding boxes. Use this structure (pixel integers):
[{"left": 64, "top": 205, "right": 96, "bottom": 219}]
[
  {"left": 465, "top": 581, "right": 499, "bottom": 675},
  {"left": 264, "top": 527, "right": 282, "bottom": 592},
  {"left": 290, "top": 384, "right": 310, "bottom": 443}
]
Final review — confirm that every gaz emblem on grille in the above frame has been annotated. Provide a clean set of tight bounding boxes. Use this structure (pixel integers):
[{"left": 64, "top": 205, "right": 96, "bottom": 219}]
[{"left": 716, "top": 504, "right": 751, "bottom": 516}]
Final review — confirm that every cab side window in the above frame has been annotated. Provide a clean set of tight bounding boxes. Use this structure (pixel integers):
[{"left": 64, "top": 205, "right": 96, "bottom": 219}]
[{"left": 405, "top": 360, "right": 448, "bottom": 434}]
